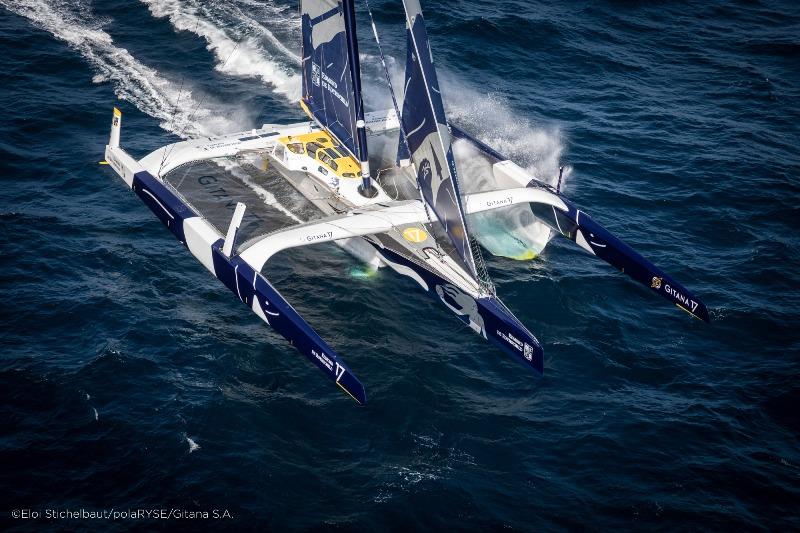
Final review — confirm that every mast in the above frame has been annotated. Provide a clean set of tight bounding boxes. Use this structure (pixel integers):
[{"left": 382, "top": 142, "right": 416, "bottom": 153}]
[
  {"left": 342, "top": 0, "right": 375, "bottom": 197},
  {"left": 299, "top": 0, "right": 374, "bottom": 197}
]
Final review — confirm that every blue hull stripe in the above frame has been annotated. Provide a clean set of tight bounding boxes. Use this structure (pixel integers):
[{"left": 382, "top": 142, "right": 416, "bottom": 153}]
[
  {"left": 129, "top": 170, "right": 367, "bottom": 404},
  {"left": 375, "top": 245, "right": 544, "bottom": 375},
  {"left": 212, "top": 249, "right": 367, "bottom": 404},
  {"left": 133, "top": 171, "right": 194, "bottom": 244}
]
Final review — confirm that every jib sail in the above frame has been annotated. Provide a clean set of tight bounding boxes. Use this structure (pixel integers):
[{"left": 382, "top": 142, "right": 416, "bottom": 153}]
[{"left": 398, "top": 0, "right": 477, "bottom": 278}]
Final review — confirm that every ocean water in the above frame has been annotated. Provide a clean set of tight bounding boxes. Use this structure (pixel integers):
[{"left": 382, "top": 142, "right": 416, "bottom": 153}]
[{"left": 1, "top": 0, "right": 799, "bottom": 530}]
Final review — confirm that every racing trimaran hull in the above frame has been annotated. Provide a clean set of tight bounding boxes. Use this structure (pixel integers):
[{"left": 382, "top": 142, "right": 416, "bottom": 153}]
[{"left": 101, "top": 0, "right": 708, "bottom": 404}]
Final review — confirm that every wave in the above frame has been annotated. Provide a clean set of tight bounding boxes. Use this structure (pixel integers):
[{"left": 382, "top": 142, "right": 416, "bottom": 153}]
[
  {"left": 0, "top": 0, "right": 242, "bottom": 138},
  {"left": 140, "top": 0, "right": 302, "bottom": 101},
  {"left": 186, "top": 435, "right": 200, "bottom": 453}
]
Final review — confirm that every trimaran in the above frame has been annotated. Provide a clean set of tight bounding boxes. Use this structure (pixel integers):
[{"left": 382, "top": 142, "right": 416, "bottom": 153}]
[{"left": 102, "top": 0, "right": 709, "bottom": 404}]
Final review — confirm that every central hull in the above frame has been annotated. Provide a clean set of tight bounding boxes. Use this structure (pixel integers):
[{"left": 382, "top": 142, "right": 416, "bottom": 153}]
[{"left": 267, "top": 153, "right": 545, "bottom": 375}]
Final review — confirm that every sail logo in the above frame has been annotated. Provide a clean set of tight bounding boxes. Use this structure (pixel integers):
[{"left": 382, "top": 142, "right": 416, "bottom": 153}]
[
  {"left": 523, "top": 343, "right": 533, "bottom": 361},
  {"left": 651, "top": 276, "right": 662, "bottom": 289},
  {"left": 311, "top": 63, "right": 321, "bottom": 87},
  {"left": 419, "top": 159, "right": 432, "bottom": 183},
  {"left": 317, "top": 68, "right": 348, "bottom": 107}
]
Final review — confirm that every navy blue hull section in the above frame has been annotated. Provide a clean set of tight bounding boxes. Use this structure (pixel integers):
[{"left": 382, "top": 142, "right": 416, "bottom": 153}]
[
  {"left": 375, "top": 244, "right": 544, "bottom": 375},
  {"left": 571, "top": 209, "right": 710, "bottom": 322},
  {"left": 132, "top": 171, "right": 194, "bottom": 244},
  {"left": 130, "top": 171, "right": 366, "bottom": 404},
  {"left": 477, "top": 298, "right": 544, "bottom": 374},
  {"left": 211, "top": 249, "right": 366, "bottom": 404}
]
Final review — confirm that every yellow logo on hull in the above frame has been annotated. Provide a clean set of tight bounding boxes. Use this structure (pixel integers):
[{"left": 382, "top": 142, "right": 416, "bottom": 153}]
[{"left": 402, "top": 227, "right": 428, "bottom": 243}]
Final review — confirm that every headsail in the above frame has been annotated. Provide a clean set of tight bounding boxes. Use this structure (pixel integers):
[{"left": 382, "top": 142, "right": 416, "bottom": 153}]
[
  {"left": 399, "top": 0, "right": 477, "bottom": 278},
  {"left": 300, "top": 0, "right": 372, "bottom": 190}
]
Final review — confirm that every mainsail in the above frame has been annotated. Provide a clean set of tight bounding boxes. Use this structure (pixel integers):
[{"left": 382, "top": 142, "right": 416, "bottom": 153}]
[
  {"left": 399, "top": 0, "right": 478, "bottom": 278},
  {"left": 300, "top": 0, "right": 372, "bottom": 187}
]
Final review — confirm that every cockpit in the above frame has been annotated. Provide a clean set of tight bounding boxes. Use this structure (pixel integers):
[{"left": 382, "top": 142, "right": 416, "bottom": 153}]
[{"left": 278, "top": 131, "right": 362, "bottom": 179}]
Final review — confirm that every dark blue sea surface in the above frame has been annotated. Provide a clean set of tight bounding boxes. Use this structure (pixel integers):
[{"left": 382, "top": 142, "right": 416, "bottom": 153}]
[{"left": 1, "top": 0, "right": 799, "bottom": 530}]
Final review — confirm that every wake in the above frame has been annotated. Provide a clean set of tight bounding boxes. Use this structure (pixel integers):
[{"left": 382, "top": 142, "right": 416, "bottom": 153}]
[
  {"left": 0, "top": 0, "right": 240, "bottom": 138},
  {"left": 140, "top": 0, "right": 302, "bottom": 100},
  {"left": 3, "top": 0, "right": 571, "bottom": 260}
]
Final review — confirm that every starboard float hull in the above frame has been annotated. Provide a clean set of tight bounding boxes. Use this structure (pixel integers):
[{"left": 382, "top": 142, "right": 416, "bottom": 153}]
[{"left": 454, "top": 127, "right": 711, "bottom": 323}]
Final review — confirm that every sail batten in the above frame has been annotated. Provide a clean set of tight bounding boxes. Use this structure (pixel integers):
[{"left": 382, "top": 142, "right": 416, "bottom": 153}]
[{"left": 399, "top": 0, "right": 478, "bottom": 279}]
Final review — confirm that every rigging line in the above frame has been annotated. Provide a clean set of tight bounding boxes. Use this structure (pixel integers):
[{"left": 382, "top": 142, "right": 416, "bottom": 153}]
[
  {"left": 361, "top": 0, "right": 444, "bottom": 256},
  {"left": 159, "top": 74, "right": 187, "bottom": 177},
  {"left": 362, "top": 0, "right": 408, "bottom": 164},
  {"left": 158, "top": 41, "right": 242, "bottom": 175},
  {"left": 173, "top": 163, "right": 191, "bottom": 190},
  {"left": 158, "top": 16, "right": 202, "bottom": 176}
]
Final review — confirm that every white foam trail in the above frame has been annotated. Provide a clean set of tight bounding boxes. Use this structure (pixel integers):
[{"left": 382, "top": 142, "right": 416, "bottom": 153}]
[
  {"left": 1, "top": 0, "right": 241, "bottom": 138},
  {"left": 219, "top": 1, "right": 301, "bottom": 63},
  {"left": 141, "top": 0, "right": 301, "bottom": 100},
  {"left": 4, "top": 0, "right": 303, "bottom": 221},
  {"left": 186, "top": 436, "right": 200, "bottom": 453},
  {"left": 92, "top": 407, "right": 99, "bottom": 421},
  {"left": 442, "top": 83, "right": 568, "bottom": 188},
  {"left": 218, "top": 0, "right": 302, "bottom": 53},
  {"left": 442, "top": 78, "right": 569, "bottom": 259}
]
